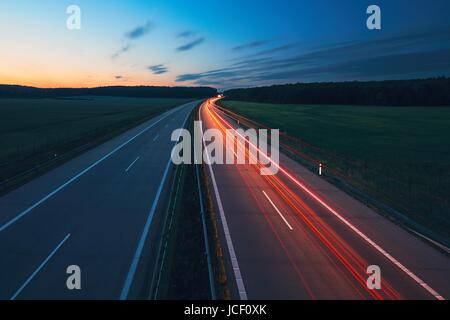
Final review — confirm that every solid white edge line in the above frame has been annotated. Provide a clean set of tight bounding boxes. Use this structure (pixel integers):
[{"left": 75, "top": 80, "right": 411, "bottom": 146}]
[
  {"left": 210, "top": 101, "right": 445, "bottom": 301},
  {"left": 125, "top": 156, "right": 140, "bottom": 172},
  {"left": 0, "top": 105, "right": 184, "bottom": 234},
  {"left": 262, "top": 191, "right": 293, "bottom": 230},
  {"left": 200, "top": 102, "right": 248, "bottom": 300},
  {"left": 119, "top": 103, "right": 192, "bottom": 300},
  {"left": 11, "top": 233, "right": 71, "bottom": 300},
  {"left": 406, "top": 227, "right": 450, "bottom": 255}
]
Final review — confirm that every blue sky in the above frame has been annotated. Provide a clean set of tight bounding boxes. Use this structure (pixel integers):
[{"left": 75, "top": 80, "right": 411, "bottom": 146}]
[{"left": 1, "top": 0, "right": 449, "bottom": 88}]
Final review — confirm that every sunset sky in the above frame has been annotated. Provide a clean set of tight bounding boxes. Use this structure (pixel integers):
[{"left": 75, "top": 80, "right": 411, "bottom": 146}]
[{"left": 1, "top": 0, "right": 450, "bottom": 89}]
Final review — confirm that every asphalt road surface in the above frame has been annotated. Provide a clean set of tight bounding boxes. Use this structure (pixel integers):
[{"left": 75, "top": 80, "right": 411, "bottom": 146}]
[
  {"left": 2, "top": 96, "right": 449, "bottom": 300},
  {"left": 0, "top": 101, "right": 197, "bottom": 299},
  {"left": 200, "top": 98, "right": 450, "bottom": 300}
]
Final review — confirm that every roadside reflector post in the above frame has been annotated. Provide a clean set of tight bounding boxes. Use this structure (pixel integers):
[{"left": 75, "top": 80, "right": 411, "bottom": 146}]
[{"left": 319, "top": 163, "right": 322, "bottom": 176}]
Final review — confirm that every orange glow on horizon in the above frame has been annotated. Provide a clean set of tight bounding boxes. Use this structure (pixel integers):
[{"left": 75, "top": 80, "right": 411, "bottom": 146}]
[{"left": 0, "top": 74, "right": 177, "bottom": 89}]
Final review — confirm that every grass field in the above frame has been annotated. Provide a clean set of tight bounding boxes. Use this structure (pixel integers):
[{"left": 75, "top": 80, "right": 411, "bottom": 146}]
[
  {"left": 0, "top": 96, "right": 190, "bottom": 189},
  {"left": 222, "top": 100, "right": 450, "bottom": 242}
]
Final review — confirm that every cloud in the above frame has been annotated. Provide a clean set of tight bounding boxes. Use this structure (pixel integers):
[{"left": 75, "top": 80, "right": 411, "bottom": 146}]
[
  {"left": 115, "top": 75, "right": 129, "bottom": 81},
  {"left": 228, "top": 43, "right": 299, "bottom": 63},
  {"left": 111, "top": 44, "right": 131, "bottom": 59},
  {"left": 148, "top": 64, "right": 168, "bottom": 75},
  {"left": 177, "top": 30, "right": 195, "bottom": 38},
  {"left": 176, "top": 29, "right": 450, "bottom": 88},
  {"left": 253, "top": 43, "right": 298, "bottom": 57},
  {"left": 232, "top": 40, "right": 270, "bottom": 51},
  {"left": 176, "top": 74, "right": 200, "bottom": 82},
  {"left": 231, "top": 57, "right": 271, "bottom": 67},
  {"left": 176, "top": 38, "right": 205, "bottom": 52},
  {"left": 295, "top": 49, "right": 450, "bottom": 80},
  {"left": 125, "top": 21, "right": 154, "bottom": 39},
  {"left": 112, "top": 21, "right": 155, "bottom": 59},
  {"left": 176, "top": 67, "right": 239, "bottom": 82}
]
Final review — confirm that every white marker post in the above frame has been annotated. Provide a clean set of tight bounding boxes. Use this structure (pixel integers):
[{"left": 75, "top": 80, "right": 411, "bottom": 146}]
[{"left": 319, "top": 163, "right": 322, "bottom": 176}]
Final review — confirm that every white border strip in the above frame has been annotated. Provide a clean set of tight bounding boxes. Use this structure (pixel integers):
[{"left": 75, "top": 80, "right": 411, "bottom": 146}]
[
  {"left": 262, "top": 191, "right": 293, "bottom": 230},
  {"left": 200, "top": 103, "right": 248, "bottom": 300},
  {"left": 11, "top": 233, "right": 71, "bottom": 300},
  {"left": 125, "top": 156, "right": 140, "bottom": 172}
]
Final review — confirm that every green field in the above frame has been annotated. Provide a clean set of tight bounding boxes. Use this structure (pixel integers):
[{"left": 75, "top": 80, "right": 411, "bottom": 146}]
[
  {"left": 222, "top": 100, "right": 450, "bottom": 242},
  {"left": 0, "top": 96, "right": 190, "bottom": 189}
]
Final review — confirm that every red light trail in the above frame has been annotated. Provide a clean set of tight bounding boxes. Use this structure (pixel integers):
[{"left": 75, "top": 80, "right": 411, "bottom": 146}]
[{"left": 200, "top": 97, "right": 444, "bottom": 300}]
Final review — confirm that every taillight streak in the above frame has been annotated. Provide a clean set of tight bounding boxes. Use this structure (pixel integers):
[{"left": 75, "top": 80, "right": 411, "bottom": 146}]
[{"left": 203, "top": 99, "right": 444, "bottom": 300}]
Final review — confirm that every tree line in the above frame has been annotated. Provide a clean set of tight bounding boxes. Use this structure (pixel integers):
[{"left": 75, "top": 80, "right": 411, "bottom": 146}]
[
  {"left": 224, "top": 78, "right": 450, "bottom": 106},
  {"left": 0, "top": 85, "right": 217, "bottom": 99}
]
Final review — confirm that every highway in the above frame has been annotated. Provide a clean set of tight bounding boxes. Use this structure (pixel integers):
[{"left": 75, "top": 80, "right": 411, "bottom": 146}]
[
  {"left": 200, "top": 98, "right": 450, "bottom": 300},
  {"left": 1, "top": 96, "right": 449, "bottom": 301},
  {"left": 0, "top": 101, "right": 196, "bottom": 299}
]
